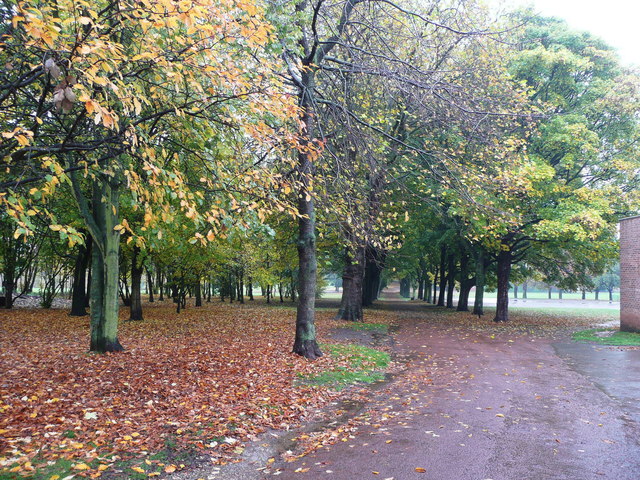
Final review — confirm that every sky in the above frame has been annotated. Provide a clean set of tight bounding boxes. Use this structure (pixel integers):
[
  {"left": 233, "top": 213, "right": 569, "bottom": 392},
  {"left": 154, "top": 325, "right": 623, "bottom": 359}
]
[{"left": 487, "top": 0, "right": 640, "bottom": 67}]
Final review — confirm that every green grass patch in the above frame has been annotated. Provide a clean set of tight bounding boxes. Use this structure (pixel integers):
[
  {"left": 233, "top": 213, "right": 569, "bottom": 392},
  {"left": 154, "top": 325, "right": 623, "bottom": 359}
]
[
  {"left": 573, "top": 328, "right": 640, "bottom": 346},
  {"left": 345, "top": 322, "right": 389, "bottom": 334},
  {"left": 300, "top": 343, "right": 390, "bottom": 391},
  {"left": 509, "top": 307, "right": 619, "bottom": 318}
]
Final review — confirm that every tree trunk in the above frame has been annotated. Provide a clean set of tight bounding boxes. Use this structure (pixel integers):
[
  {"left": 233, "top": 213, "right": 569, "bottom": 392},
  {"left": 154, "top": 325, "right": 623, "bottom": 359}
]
[
  {"left": 425, "top": 279, "right": 432, "bottom": 303},
  {"left": 70, "top": 237, "right": 91, "bottom": 316},
  {"left": 292, "top": 70, "right": 322, "bottom": 360},
  {"left": 581, "top": 289, "right": 586, "bottom": 300},
  {"left": 609, "top": 289, "right": 613, "bottom": 302},
  {"left": 417, "top": 278, "right": 424, "bottom": 301},
  {"left": 595, "top": 289, "right": 599, "bottom": 300},
  {"left": 493, "top": 248, "right": 512, "bottom": 323},
  {"left": 446, "top": 253, "right": 456, "bottom": 308},
  {"left": 146, "top": 268, "right": 154, "bottom": 303},
  {"left": 362, "top": 246, "right": 384, "bottom": 306},
  {"left": 88, "top": 181, "right": 124, "bottom": 352},
  {"left": 337, "top": 247, "right": 364, "bottom": 321},
  {"left": 437, "top": 245, "right": 447, "bottom": 306},
  {"left": 457, "top": 254, "right": 472, "bottom": 312},
  {"left": 2, "top": 250, "right": 15, "bottom": 309},
  {"left": 129, "top": 245, "right": 144, "bottom": 321},
  {"left": 513, "top": 284, "right": 518, "bottom": 299},
  {"left": 522, "top": 281, "right": 527, "bottom": 299},
  {"left": 558, "top": 289, "right": 563, "bottom": 300},
  {"left": 473, "top": 249, "right": 486, "bottom": 316},
  {"left": 548, "top": 287, "right": 552, "bottom": 299},
  {"left": 195, "top": 279, "right": 202, "bottom": 307},
  {"left": 432, "top": 269, "right": 438, "bottom": 304}
]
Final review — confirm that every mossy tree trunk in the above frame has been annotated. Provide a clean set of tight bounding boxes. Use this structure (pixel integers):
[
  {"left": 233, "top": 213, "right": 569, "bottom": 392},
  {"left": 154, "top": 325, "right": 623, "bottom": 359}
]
[{"left": 71, "top": 171, "right": 124, "bottom": 352}]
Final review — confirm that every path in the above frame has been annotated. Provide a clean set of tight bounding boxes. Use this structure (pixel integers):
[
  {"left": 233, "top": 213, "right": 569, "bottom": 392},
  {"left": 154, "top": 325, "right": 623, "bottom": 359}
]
[{"left": 264, "top": 298, "right": 640, "bottom": 479}]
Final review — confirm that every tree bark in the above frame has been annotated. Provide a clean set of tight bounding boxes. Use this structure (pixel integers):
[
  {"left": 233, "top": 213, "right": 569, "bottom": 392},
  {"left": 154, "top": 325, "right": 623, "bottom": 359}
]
[
  {"left": 195, "top": 279, "right": 202, "bottom": 307},
  {"left": 70, "top": 236, "right": 91, "bottom": 316},
  {"left": 472, "top": 249, "right": 485, "bottom": 316},
  {"left": 457, "top": 254, "right": 473, "bottom": 312},
  {"left": 362, "top": 246, "right": 384, "bottom": 306},
  {"left": 446, "top": 253, "right": 456, "bottom": 308},
  {"left": 337, "top": 246, "right": 364, "bottom": 321},
  {"left": 88, "top": 180, "right": 124, "bottom": 352},
  {"left": 292, "top": 71, "right": 322, "bottom": 359},
  {"left": 437, "top": 245, "right": 447, "bottom": 306},
  {"left": 129, "top": 245, "right": 144, "bottom": 321},
  {"left": 146, "top": 268, "right": 154, "bottom": 303},
  {"left": 493, "top": 248, "right": 512, "bottom": 322}
]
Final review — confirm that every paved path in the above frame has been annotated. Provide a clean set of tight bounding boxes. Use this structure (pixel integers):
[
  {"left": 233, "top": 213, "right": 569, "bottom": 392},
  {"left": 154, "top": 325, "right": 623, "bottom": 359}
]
[{"left": 265, "top": 302, "right": 640, "bottom": 480}]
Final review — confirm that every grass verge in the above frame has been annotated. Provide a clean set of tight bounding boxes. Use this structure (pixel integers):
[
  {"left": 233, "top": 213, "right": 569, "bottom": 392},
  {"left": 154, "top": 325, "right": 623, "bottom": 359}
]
[
  {"left": 572, "top": 328, "right": 640, "bottom": 346},
  {"left": 344, "top": 322, "right": 389, "bottom": 334},
  {"left": 300, "top": 343, "right": 390, "bottom": 391}
]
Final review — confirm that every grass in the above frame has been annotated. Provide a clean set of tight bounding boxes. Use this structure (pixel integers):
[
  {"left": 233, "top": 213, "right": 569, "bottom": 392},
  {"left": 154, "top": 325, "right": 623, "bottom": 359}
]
[
  {"left": 572, "top": 328, "right": 640, "bottom": 346},
  {"left": 300, "top": 343, "right": 391, "bottom": 391},
  {"left": 344, "top": 322, "right": 389, "bottom": 334},
  {"left": 508, "top": 307, "right": 619, "bottom": 319}
]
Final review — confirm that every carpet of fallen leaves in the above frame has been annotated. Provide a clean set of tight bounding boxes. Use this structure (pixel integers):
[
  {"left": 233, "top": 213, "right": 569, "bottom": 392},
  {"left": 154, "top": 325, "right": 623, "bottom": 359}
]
[{"left": 0, "top": 301, "right": 396, "bottom": 478}]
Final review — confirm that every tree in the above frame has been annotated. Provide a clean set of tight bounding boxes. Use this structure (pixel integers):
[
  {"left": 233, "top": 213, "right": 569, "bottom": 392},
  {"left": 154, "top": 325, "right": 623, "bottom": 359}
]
[{"left": 2, "top": 0, "right": 297, "bottom": 351}]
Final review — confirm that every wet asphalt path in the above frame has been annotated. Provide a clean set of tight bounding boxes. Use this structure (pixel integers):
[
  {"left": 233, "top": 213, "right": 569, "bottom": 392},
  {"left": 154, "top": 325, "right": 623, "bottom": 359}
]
[{"left": 266, "top": 305, "right": 640, "bottom": 480}]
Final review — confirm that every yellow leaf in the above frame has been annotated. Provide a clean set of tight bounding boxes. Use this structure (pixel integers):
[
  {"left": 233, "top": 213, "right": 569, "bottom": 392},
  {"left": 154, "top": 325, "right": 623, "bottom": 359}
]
[
  {"left": 415, "top": 467, "right": 426, "bottom": 473},
  {"left": 164, "top": 465, "right": 176, "bottom": 473},
  {"left": 73, "top": 463, "right": 91, "bottom": 470},
  {"left": 131, "top": 466, "right": 145, "bottom": 473}
]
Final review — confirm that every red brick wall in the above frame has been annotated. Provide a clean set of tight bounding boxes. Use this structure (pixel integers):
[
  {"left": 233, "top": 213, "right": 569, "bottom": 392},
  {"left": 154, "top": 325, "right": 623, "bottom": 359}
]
[{"left": 621, "top": 216, "right": 640, "bottom": 332}]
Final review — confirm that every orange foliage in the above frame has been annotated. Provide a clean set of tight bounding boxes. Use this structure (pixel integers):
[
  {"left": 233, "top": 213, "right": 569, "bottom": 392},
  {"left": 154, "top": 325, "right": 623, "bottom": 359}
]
[{"left": 0, "top": 303, "right": 392, "bottom": 476}]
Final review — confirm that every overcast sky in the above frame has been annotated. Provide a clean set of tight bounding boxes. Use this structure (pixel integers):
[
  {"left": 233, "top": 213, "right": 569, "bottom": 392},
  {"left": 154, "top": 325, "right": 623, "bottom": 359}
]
[{"left": 486, "top": 0, "right": 640, "bottom": 67}]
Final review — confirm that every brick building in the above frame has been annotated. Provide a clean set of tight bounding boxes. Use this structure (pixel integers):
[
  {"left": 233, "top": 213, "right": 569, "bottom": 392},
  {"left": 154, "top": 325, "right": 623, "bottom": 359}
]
[{"left": 620, "top": 216, "right": 640, "bottom": 332}]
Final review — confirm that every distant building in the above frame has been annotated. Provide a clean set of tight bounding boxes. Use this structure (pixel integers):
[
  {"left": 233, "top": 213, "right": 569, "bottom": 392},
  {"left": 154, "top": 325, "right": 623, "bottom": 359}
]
[{"left": 620, "top": 216, "right": 640, "bottom": 332}]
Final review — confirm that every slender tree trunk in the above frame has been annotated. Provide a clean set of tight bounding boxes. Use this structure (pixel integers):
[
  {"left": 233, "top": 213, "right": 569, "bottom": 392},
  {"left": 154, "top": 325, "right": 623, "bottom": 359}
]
[
  {"left": 248, "top": 279, "right": 254, "bottom": 300},
  {"left": 425, "top": 279, "right": 432, "bottom": 303},
  {"left": 195, "top": 279, "right": 202, "bottom": 307},
  {"left": 446, "top": 253, "right": 456, "bottom": 308},
  {"left": 456, "top": 254, "right": 472, "bottom": 312},
  {"left": 609, "top": 289, "right": 613, "bottom": 302},
  {"left": 558, "top": 289, "right": 563, "bottom": 300},
  {"left": 581, "top": 289, "right": 586, "bottom": 300},
  {"left": 473, "top": 249, "right": 485, "bottom": 316},
  {"left": 595, "top": 289, "right": 600, "bottom": 300},
  {"left": 523, "top": 281, "right": 527, "bottom": 299},
  {"left": 337, "top": 246, "right": 364, "bottom": 321},
  {"left": 2, "top": 251, "right": 15, "bottom": 309},
  {"left": 417, "top": 278, "right": 424, "bottom": 301},
  {"left": 548, "top": 287, "right": 552, "bottom": 299},
  {"left": 432, "top": 269, "right": 437, "bottom": 304},
  {"left": 437, "top": 245, "right": 447, "bottom": 306},
  {"left": 292, "top": 69, "right": 322, "bottom": 360},
  {"left": 129, "top": 245, "right": 144, "bottom": 321},
  {"left": 146, "top": 268, "right": 154, "bottom": 303},
  {"left": 513, "top": 284, "right": 519, "bottom": 299},
  {"left": 493, "top": 248, "right": 512, "bottom": 323},
  {"left": 70, "top": 237, "right": 91, "bottom": 316}
]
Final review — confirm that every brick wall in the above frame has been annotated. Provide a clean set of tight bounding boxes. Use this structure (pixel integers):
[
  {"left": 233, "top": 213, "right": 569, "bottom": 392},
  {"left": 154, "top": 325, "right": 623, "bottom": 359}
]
[{"left": 621, "top": 216, "right": 640, "bottom": 332}]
